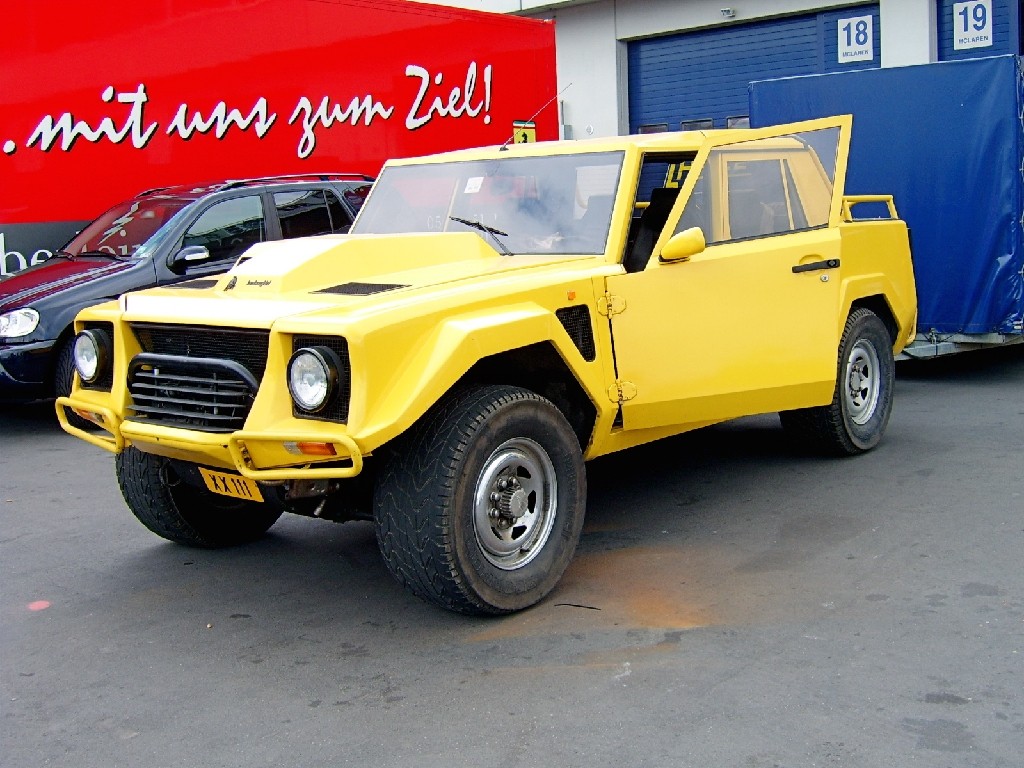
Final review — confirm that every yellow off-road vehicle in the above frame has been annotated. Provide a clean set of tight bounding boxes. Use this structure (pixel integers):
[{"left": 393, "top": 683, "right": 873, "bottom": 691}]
[{"left": 58, "top": 116, "right": 916, "bottom": 615}]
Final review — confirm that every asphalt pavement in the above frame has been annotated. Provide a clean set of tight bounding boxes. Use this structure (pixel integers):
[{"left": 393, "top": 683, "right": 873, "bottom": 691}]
[{"left": 2, "top": 346, "right": 1022, "bottom": 767}]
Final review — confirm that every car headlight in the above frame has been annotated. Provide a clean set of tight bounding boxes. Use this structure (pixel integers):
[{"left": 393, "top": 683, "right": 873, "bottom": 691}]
[
  {"left": 0, "top": 308, "right": 39, "bottom": 339},
  {"left": 287, "top": 346, "right": 341, "bottom": 413},
  {"left": 72, "top": 329, "right": 112, "bottom": 384}
]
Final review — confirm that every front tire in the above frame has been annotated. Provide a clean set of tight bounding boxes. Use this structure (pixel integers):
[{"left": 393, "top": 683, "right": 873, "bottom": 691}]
[
  {"left": 374, "top": 385, "right": 587, "bottom": 615},
  {"left": 780, "top": 308, "right": 894, "bottom": 455},
  {"left": 115, "top": 447, "right": 282, "bottom": 547}
]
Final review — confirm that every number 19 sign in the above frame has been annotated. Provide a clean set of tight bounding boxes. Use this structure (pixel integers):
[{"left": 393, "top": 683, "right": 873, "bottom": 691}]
[{"left": 953, "top": 0, "right": 993, "bottom": 50}]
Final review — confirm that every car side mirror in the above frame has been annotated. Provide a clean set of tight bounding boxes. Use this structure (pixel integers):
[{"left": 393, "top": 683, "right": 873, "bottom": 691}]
[
  {"left": 659, "top": 227, "right": 706, "bottom": 263},
  {"left": 168, "top": 245, "right": 211, "bottom": 273}
]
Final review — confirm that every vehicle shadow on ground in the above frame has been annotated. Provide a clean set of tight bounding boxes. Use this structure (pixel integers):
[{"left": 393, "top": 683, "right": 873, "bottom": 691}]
[
  {"left": 27, "top": 347, "right": 1020, "bottom": 641},
  {"left": 896, "top": 342, "right": 1024, "bottom": 383},
  {"left": 96, "top": 412, "right": 816, "bottom": 643},
  {"left": 0, "top": 399, "right": 67, "bottom": 437},
  {"left": 81, "top": 411, "right": 790, "bottom": 638}
]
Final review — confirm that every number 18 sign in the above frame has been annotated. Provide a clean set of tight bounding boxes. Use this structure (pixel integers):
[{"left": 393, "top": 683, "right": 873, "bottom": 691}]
[
  {"left": 838, "top": 15, "right": 874, "bottom": 64},
  {"left": 953, "top": 0, "right": 993, "bottom": 50}
]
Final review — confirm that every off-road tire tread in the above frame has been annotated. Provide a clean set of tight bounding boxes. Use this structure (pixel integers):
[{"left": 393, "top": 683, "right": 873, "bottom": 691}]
[
  {"left": 374, "top": 385, "right": 584, "bottom": 615},
  {"left": 780, "top": 308, "right": 892, "bottom": 456},
  {"left": 116, "top": 447, "right": 280, "bottom": 548}
]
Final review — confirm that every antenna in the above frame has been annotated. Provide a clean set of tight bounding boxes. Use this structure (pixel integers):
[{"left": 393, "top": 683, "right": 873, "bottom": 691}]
[{"left": 500, "top": 82, "right": 573, "bottom": 150}]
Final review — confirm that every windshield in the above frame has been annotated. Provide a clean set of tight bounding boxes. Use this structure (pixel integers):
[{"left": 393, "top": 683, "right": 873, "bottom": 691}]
[
  {"left": 62, "top": 194, "right": 196, "bottom": 259},
  {"left": 352, "top": 152, "right": 624, "bottom": 255}
]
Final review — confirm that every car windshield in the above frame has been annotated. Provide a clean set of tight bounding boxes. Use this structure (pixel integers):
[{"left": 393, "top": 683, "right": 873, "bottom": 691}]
[
  {"left": 352, "top": 152, "right": 624, "bottom": 255},
  {"left": 62, "top": 194, "right": 196, "bottom": 260}
]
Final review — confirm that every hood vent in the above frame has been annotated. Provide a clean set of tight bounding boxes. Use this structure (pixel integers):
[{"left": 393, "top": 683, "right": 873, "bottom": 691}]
[
  {"left": 314, "top": 282, "right": 408, "bottom": 296},
  {"left": 166, "top": 278, "right": 219, "bottom": 290}
]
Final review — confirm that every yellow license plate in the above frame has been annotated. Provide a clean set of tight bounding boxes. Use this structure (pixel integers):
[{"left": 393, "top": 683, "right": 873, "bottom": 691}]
[{"left": 199, "top": 467, "right": 264, "bottom": 502}]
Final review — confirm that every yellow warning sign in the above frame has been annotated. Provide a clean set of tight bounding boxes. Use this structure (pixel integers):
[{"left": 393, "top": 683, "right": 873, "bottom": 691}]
[
  {"left": 512, "top": 120, "right": 536, "bottom": 143},
  {"left": 664, "top": 161, "right": 692, "bottom": 188}
]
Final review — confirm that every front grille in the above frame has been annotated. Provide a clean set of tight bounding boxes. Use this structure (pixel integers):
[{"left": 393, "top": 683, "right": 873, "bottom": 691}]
[
  {"left": 555, "top": 306, "right": 596, "bottom": 362},
  {"left": 126, "top": 324, "right": 270, "bottom": 432},
  {"left": 127, "top": 355, "right": 257, "bottom": 432},
  {"left": 132, "top": 324, "right": 270, "bottom": 380},
  {"left": 292, "top": 335, "right": 350, "bottom": 423}
]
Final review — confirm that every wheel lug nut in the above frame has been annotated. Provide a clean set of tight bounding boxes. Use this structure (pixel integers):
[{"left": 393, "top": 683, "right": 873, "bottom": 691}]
[{"left": 488, "top": 508, "right": 500, "bottom": 520}]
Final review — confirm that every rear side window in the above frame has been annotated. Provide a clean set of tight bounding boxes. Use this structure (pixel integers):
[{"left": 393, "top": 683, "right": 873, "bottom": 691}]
[
  {"left": 182, "top": 195, "right": 266, "bottom": 264},
  {"left": 274, "top": 189, "right": 353, "bottom": 237},
  {"left": 343, "top": 183, "right": 372, "bottom": 215},
  {"left": 726, "top": 159, "right": 790, "bottom": 239},
  {"left": 675, "top": 127, "right": 839, "bottom": 244}
]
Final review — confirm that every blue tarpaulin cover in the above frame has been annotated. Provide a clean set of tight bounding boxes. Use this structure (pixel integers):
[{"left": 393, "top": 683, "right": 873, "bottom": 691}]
[{"left": 749, "top": 55, "right": 1024, "bottom": 336}]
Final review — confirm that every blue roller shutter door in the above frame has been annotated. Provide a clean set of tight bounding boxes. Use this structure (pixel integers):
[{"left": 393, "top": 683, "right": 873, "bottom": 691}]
[
  {"left": 628, "top": 5, "right": 880, "bottom": 133},
  {"left": 936, "top": 0, "right": 1021, "bottom": 60}
]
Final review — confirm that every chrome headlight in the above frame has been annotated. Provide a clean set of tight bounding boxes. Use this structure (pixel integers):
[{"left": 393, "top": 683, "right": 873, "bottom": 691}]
[
  {"left": 287, "top": 346, "right": 341, "bottom": 413},
  {"left": 0, "top": 308, "right": 39, "bottom": 339},
  {"left": 73, "top": 329, "right": 112, "bottom": 384}
]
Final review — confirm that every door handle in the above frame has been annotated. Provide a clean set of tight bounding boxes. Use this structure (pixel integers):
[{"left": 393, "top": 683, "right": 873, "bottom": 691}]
[{"left": 792, "top": 258, "right": 840, "bottom": 274}]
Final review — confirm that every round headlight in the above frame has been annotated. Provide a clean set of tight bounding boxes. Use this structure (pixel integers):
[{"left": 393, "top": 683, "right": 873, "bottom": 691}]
[
  {"left": 73, "top": 329, "right": 111, "bottom": 384},
  {"left": 0, "top": 308, "right": 39, "bottom": 339},
  {"left": 287, "top": 347, "right": 340, "bottom": 413}
]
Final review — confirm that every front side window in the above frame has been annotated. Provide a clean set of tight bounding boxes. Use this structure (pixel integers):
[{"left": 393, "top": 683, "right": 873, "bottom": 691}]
[
  {"left": 621, "top": 153, "right": 693, "bottom": 272},
  {"left": 352, "top": 152, "right": 624, "bottom": 255},
  {"left": 182, "top": 195, "right": 266, "bottom": 264},
  {"left": 674, "top": 127, "right": 839, "bottom": 244}
]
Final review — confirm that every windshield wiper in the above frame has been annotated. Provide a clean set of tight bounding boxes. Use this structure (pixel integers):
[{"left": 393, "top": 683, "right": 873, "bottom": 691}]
[
  {"left": 449, "top": 216, "right": 514, "bottom": 257},
  {"left": 53, "top": 249, "right": 130, "bottom": 261}
]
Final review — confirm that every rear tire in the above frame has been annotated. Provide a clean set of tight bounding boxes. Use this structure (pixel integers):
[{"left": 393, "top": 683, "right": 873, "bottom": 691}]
[
  {"left": 780, "top": 308, "right": 894, "bottom": 456},
  {"left": 115, "top": 447, "right": 281, "bottom": 547},
  {"left": 374, "top": 385, "right": 587, "bottom": 615}
]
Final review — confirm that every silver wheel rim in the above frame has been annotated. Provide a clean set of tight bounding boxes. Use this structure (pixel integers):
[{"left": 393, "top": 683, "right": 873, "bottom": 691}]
[
  {"left": 473, "top": 437, "right": 557, "bottom": 570},
  {"left": 844, "top": 339, "right": 881, "bottom": 425}
]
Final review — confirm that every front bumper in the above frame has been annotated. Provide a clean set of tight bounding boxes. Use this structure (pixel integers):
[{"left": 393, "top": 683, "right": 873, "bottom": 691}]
[
  {"left": 0, "top": 339, "right": 57, "bottom": 402},
  {"left": 55, "top": 395, "right": 364, "bottom": 480}
]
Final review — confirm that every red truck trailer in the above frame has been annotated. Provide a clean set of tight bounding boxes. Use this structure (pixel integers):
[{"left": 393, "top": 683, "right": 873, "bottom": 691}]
[{"left": 0, "top": 0, "right": 557, "bottom": 275}]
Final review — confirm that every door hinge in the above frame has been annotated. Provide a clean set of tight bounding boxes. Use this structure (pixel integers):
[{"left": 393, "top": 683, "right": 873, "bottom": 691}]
[
  {"left": 607, "top": 380, "right": 637, "bottom": 403},
  {"left": 597, "top": 293, "right": 626, "bottom": 317}
]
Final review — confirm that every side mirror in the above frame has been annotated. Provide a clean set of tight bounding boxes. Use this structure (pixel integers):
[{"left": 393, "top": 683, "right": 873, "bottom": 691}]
[
  {"left": 168, "top": 245, "right": 211, "bottom": 273},
  {"left": 659, "top": 227, "right": 706, "bottom": 263}
]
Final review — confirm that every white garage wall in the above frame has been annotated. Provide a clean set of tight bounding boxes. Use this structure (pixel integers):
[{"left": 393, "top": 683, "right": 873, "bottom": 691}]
[{"left": 880, "top": 0, "right": 937, "bottom": 65}]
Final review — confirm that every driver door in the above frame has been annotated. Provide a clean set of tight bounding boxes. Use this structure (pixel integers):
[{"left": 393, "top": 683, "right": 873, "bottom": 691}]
[{"left": 606, "top": 116, "right": 851, "bottom": 431}]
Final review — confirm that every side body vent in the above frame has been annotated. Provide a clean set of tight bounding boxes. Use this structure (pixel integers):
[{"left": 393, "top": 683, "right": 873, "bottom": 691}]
[
  {"left": 314, "top": 282, "right": 408, "bottom": 296},
  {"left": 555, "top": 305, "right": 596, "bottom": 362}
]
